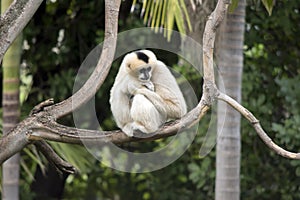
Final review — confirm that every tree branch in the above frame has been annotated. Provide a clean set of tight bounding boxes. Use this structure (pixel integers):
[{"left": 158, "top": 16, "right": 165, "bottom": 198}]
[
  {"left": 34, "top": 141, "right": 77, "bottom": 174},
  {"left": 44, "top": 0, "right": 121, "bottom": 119},
  {"left": 27, "top": 102, "right": 210, "bottom": 145},
  {"left": 0, "top": 0, "right": 43, "bottom": 62},
  {"left": 217, "top": 91, "right": 300, "bottom": 159},
  {"left": 202, "top": 0, "right": 229, "bottom": 88}
]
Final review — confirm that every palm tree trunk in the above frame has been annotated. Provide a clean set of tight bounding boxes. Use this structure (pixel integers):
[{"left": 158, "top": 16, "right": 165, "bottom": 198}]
[
  {"left": 215, "top": 1, "right": 246, "bottom": 200},
  {"left": 1, "top": 0, "right": 22, "bottom": 199}
]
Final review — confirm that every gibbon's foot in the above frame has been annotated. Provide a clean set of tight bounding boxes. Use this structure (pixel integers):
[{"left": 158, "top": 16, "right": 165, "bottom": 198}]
[{"left": 122, "top": 124, "right": 134, "bottom": 137}]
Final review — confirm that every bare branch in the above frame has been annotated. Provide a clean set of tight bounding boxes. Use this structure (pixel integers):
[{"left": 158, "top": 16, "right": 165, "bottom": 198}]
[
  {"left": 27, "top": 103, "right": 210, "bottom": 145},
  {"left": 45, "top": 0, "right": 121, "bottom": 119},
  {"left": 0, "top": 0, "right": 43, "bottom": 62},
  {"left": 218, "top": 92, "right": 300, "bottom": 159},
  {"left": 0, "top": 118, "right": 32, "bottom": 164},
  {"left": 202, "top": 0, "right": 229, "bottom": 87}
]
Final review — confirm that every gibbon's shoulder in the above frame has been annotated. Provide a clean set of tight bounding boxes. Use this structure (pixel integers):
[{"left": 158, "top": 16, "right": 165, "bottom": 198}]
[
  {"left": 152, "top": 60, "right": 180, "bottom": 86},
  {"left": 153, "top": 60, "right": 173, "bottom": 76}
]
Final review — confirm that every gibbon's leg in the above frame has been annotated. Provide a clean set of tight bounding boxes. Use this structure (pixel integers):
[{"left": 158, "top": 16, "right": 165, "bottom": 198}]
[
  {"left": 138, "top": 86, "right": 186, "bottom": 119},
  {"left": 130, "top": 94, "right": 166, "bottom": 133},
  {"left": 155, "top": 86, "right": 186, "bottom": 119},
  {"left": 110, "top": 81, "right": 133, "bottom": 133},
  {"left": 134, "top": 88, "right": 167, "bottom": 117}
]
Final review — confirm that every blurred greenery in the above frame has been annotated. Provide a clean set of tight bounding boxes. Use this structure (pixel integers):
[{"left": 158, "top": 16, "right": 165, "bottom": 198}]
[{"left": 0, "top": 0, "right": 300, "bottom": 199}]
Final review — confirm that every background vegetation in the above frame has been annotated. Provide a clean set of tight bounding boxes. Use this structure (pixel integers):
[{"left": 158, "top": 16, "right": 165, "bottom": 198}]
[{"left": 1, "top": 0, "right": 300, "bottom": 199}]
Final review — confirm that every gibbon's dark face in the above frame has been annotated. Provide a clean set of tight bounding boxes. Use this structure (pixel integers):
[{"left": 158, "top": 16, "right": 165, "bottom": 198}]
[
  {"left": 138, "top": 66, "right": 152, "bottom": 81},
  {"left": 136, "top": 50, "right": 152, "bottom": 81}
]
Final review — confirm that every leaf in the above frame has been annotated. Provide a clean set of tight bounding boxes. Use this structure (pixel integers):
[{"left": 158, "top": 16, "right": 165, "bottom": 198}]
[
  {"left": 161, "top": 0, "right": 167, "bottom": 27},
  {"left": 131, "top": 0, "right": 137, "bottom": 13},
  {"left": 179, "top": 0, "right": 192, "bottom": 31},
  {"left": 143, "top": 0, "right": 152, "bottom": 24},
  {"left": 154, "top": 0, "right": 163, "bottom": 32},
  {"left": 138, "top": 0, "right": 192, "bottom": 40},
  {"left": 150, "top": 0, "right": 160, "bottom": 28},
  {"left": 261, "top": 0, "right": 274, "bottom": 16},
  {"left": 174, "top": 0, "right": 185, "bottom": 34}
]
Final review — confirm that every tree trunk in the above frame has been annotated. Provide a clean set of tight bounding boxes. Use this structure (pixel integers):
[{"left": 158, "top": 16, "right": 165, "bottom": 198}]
[
  {"left": 1, "top": 0, "right": 22, "bottom": 199},
  {"left": 215, "top": 1, "right": 246, "bottom": 200},
  {"left": 181, "top": 0, "right": 215, "bottom": 68}
]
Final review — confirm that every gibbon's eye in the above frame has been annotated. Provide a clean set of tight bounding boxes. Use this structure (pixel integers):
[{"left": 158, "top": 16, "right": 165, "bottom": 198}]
[{"left": 147, "top": 66, "right": 152, "bottom": 71}]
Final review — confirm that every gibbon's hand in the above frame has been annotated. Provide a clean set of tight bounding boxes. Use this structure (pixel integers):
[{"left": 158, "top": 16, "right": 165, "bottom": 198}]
[
  {"left": 127, "top": 81, "right": 141, "bottom": 96},
  {"left": 142, "top": 82, "right": 155, "bottom": 91}
]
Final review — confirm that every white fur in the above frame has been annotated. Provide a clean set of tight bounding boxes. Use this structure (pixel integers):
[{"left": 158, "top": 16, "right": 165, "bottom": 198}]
[{"left": 110, "top": 50, "right": 187, "bottom": 137}]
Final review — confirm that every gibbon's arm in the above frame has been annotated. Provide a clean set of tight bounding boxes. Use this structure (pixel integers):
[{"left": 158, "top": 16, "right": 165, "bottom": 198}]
[
  {"left": 110, "top": 75, "right": 134, "bottom": 129},
  {"left": 150, "top": 61, "right": 187, "bottom": 118},
  {"left": 155, "top": 85, "right": 186, "bottom": 119},
  {"left": 134, "top": 88, "right": 167, "bottom": 117}
]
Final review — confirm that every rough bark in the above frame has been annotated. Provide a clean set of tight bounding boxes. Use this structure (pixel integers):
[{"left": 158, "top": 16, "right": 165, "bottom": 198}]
[
  {"left": 0, "top": 0, "right": 43, "bottom": 62},
  {"left": 215, "top": 1, "right": 246, "bottom": 199}
]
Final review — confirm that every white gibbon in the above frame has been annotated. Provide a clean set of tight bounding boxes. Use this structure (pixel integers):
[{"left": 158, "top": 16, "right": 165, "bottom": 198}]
[{"left": 110, "top": 50, "right": 187, "bottom": 137}]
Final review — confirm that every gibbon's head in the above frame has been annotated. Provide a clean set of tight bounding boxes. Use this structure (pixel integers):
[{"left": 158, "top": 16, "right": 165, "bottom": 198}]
[{"left": 123, "top": 50, "right": 157, "bottom": 82}]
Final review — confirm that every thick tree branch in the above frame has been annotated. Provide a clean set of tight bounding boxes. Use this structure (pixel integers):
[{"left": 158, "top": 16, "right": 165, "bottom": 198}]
[
  {"left": 0, "top": 0, "right": 43, "bottom": 62},
  {"left": 27, "top": 102, "right": 210, "bottom": 145},
  {"left": 0, "top": 117, "right": 33, "bottom": 164},
  {"left": 217, "top": 92, "right": 300, "bottom": 159}
]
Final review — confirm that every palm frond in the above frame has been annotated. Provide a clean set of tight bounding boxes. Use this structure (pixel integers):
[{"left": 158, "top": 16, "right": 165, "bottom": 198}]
[{"left": 131, "top": 0, "right": 192, "bottom": 40}]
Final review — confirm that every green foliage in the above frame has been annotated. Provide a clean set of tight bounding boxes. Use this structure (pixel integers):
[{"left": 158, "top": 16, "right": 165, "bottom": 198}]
[
  {"left": 131, "top": 0, "right": 192, "bottom": 40},
  {"left": 241, "top": 1, "right": 300, "bottom": 199}
]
